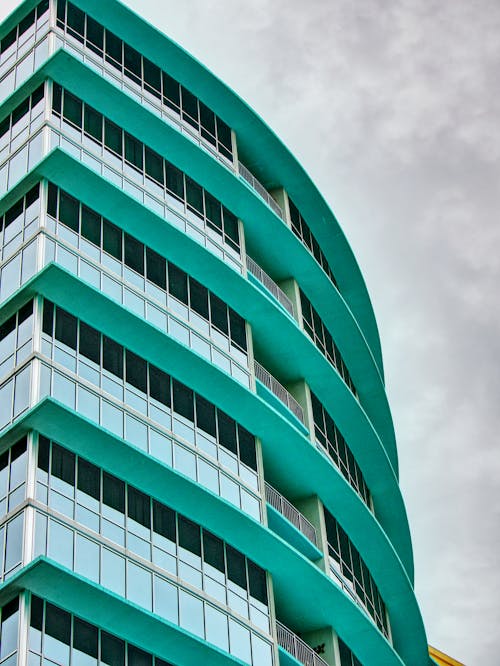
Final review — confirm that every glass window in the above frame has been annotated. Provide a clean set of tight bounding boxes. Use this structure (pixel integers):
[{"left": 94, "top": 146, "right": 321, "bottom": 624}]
[
  {"left": 73, "top": 617, "right": 98, "bottom": 658},
  {"left": 226, "top": 546, "right": 246, "bottom": 589},
  {"left": 168, "top": 264, "right": 188, "bottom": 304},
  {"left": 178, "top": 516, "right": 201, "bottom": 556},
  {"left": 63, "top": 91, "right": 82, "bottom": 127},
  {"left": 105, "top": 30, "right": 122, "bottom": 66},
  {"left": 103, "top": 219, "right": 122, "bottom": 260},
  {"left": 149, "top": 365, "right": 170, "bottom": 407},
  {"left": 124, "top": 133, "right": 143, "bottom": 170},
  {"left": 86, "top": 15, "right": 104, "bottom": 54},
  {"left": 101, "top": 631, "right": 125, "bottom": 666},
  {"left": 124, "top": 234, "right": 144, "bottom": 274},
  {"left": 58, "top": 190, "right": 79, "bottom": 232},
  {"left": 210, "top": 294, "right": 228, "bottom": 335},
  {"left": 77, "top": 458, "right": 100, "bottom": 499},
  {"left": 196, "top": 395, "right": 216, "bottom": 438},
  {"left": 84, "top": 106, "right": 103, "bottom": 143},
  {"left": 102, "top": 336, "right": 123, "bottom": 378},
  {"left": 145, "top": 247, "right": 166, "bottom": 289},
  {"left": 0, "top": 598, "right": 18, "bottom": 659},
  {"left": 143, "top": 59, "right": 161, "bottom": 96},
  {"left": 55, "top": 307, "right": 77, "bottom": 349},
  {"left": 153, "top": 500, "right": 175, "bottom": 542},
  {"left": 103, "top": 472, "right": 125, "bottom": 513},
  {"left": 79, "top": 321, "right": 100, "bottom": 364},
  {"left": 172, "top": 380, "right": 194, "bottom": 422},
  {"left": 127, "top": 486, "right": 150, "bottom": 528},
  {"left": 52, "top": 444, "right": 75, "bottom": 485},
  {"left": 104, "top": 119, "right": 122, "bottom": 155},
  {"left": 144, "top": 148, "right": 163, "bottom": 185},
  {"left": 126, "top": 350, "right": 147, "bottom": 393},
  {"left": 162, "top": 73, "right": 180, "bottom": 111}
]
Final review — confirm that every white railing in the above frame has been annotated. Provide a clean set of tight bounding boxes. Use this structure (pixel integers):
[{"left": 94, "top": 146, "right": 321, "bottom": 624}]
[
  {"left": 276, "top": 621, "right": 328, "bottom": 666},
  {"left": 237, "top": 161, "right": 286, "bottom": 220},
  {"left": 254, "top": 361, "right": 305, "bottom": 425},
  {"left": 265, "top": 482, "right": 317, "bottom": 547},
  {"left": 246, "top": 256, "right": 294, "bottom": 318}
]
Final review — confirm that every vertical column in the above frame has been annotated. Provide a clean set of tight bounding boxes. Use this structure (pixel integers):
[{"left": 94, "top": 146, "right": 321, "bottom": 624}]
[{"left": 17, "top": 589, "right": 30, "bottom": 666}]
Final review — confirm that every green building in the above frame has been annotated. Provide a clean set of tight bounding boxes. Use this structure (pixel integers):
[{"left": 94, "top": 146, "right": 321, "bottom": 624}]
[{"left": 0, "top": 1, "right": 431, "bottom": 664}]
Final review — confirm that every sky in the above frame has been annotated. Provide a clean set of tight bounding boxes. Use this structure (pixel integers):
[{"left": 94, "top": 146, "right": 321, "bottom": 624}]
[{"left": 1, "top": 1, "right": 499, "bottom": 664}]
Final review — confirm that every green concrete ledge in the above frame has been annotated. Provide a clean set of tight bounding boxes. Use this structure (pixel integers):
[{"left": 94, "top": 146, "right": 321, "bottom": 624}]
[
  {"left": 0, "top": 403, "right": 424, "bottom": 666},
  {"left": 0, "top": 559, "right": 248, "bottom": 666}
]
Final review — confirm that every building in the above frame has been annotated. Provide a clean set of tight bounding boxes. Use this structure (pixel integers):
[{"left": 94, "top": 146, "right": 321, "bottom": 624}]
[{"left": 0, "top": 1, "right": 433, "bottom": 664}]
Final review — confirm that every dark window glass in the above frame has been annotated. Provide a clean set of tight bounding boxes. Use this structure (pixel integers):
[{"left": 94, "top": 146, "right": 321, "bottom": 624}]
[
  {"left": 226, "top": 546, "right": 246, "bottom": 589},
  {"left": 84, "top": 106, "right": 103, "bottom": 142},
  {"left": 189, "top": 279, "right": 209, "bottom": 319},
  {"left": 104, "top": 119, "right": 122, "bottom": 155},
  {"left": 11, "top": 437, "right": 27, "bottom": 462},
  {"left": 248, "top": 561, "right": 267, "bottom": 604},
  {"left": 127, "top": 486, "right": 150, "bottom": 528},
  {"left": 30, "top": 595, "right": 43, "bottom": 631},
  {"left": 186, "top": 178, "right": 203, "bottom": 215},
  {"left": 102, "top": 336, "right": 123, "bottom": 378},
  {"left": 204, "top": 193, "right": 222, "bottom": 230},
  {"left": 216, "top": 118, "right": 232, "bottom": 154},
  {"left": 152, "top": 500, "right": 175, "bottom": 542},
  {"left": 172, "top": 380, "right": 194, "bottom": 422},
  {"left": 73, "top": 618, "right": 98, "bottom": 658},
  {"left": 178, "top": 516, "right": 201, "bottom": 556},
  {"left": 145, "top": 248, "right": 166, "bottom": 289},
  {"left": 26, "top": 183, "right": 39, "bottom": 209},
  {"left": 19, "top": 10, "right": 35, "bottom": 38},
  {"left": 56, "top": 0, "right": 65, "bottom": 22},
  {"left": 149, "top": 365, "right": 170, "bottom": 407},
  {"left": 45, "top": 603, "right": 70, "bottom": 645},
  {"left": 124, "top": 133, "right": 143, "bottom": 170},
  {"left": 59, "top": 190, "right": 79, "bottom": 232},
  {"left": 210, "top": 294, "right": 228, "bottom": 334},
  {"left": 103, "top": 220, "right": 122, "bottom": 260},
  {"left": 0, "top": 452, "right": 8, "bottom": 474},
  {"left": 229, "top": 310, "right": 246, "bottom": 350},
  {"left": 55, "top": 307, "right": 77, "bottom": 349},
  {"left": 81, "top": 205, "right": 101, "bottom": 246},
  {"left": 0, "top": 117, "right": 9, "bottom": 141},
  {"left": 0, "top": 28, "right": 16, "bottom": 55},
  {"left": 101, "top": 631, "right": 125, "bottom": 666},
  {"left": 125, "top": 350, "right": 147, "bottom": 393},
  {"left": 18, "top": 300, "right": 33, "bottom": 325},
  {"left": 199, "top": 102, "right": 216, "bottom": 144},
  {"left": 103, "top": 472, "right": 125, "bottom": 513},
  {"left": 0, "top": 314, "right": 15, "bottom": 342},
  {"left": 66, "top": 3, "right": 85, "bottom": 39},
  {"left": 162, "top": 73, "right": 180, "bottom": 111},
  {"left": 5, "top": 200, "right": 23, "bottom": 228},
  {"left": 124, "top": 234, "right": 144, "bottom": 274},
  {"left": 51, "top": 443, "right": 75, "bottom": 485},
  {"left": 52, "top": 83, "right": 62, "bottom": 115},
  {"left": 31, "top": 84, "right": 44, "bottom": 108},
  {"left": 217, "top": 412, "right": 237, "bottom": 454},
  {"left": 42, "top": 300, "right": 54, "bottom": 336},
  {"left": 37, "top": 436, "right": 50, "bottom": 473},
  {"left": 165, "top": 163, "right": 184, "bottom": 200},
  {"left": 63, "top": 91, "right": 82, "bottom": 127},
  {"left": 223, "top": 210, "right": 239, "bottom": 245},
  {"left": 195, "top": 395, "right": 216, "bottom": 437},
  {"left": 123, "top": 43, "right": 141, "bottom": 77},
  {"left": 79, "top": 321, "right": 100, "bottom": 365},
  {"left": 203, "top": 531, "right": 224, "bottom": 573},
  {"left": 128, "top": 645, "right": 152, "bottom": 666},
  {"left": 168, "top": 264, "right": 188, "bottom": 304},
  {"left": 86, "top": 16, "right": 104, "bottom": 54},
  {"left": 181, "top": 87, "right": 198, "bottom": 128},
  {"left": 237, "top": 426, "right": 256, "bottom": 470},
  {"left": 77, "top": 458, "right": 100, "bottom": 500},
  {"left": 105, "top": 30, "right": 122, "bottom": 66},
  {"left": 47, "top": 183, "right": 58, "bottom": 218},
  {"left": 143, "top": 59, "right": 161, "bottom": 96},
  {"left": 144, "top": 148, "right": 163, "bottom": 185}
]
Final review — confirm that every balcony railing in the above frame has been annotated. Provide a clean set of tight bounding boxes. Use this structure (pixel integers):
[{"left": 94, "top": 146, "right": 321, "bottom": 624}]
[
  {"left": 265, "top": 483, "right": 317, "bottom": 547},
  {"left": 254, "top": 361, "right": 305, "bottom": 425},
  {"left": 237, "top": 161, "right": 286, "bottom": 221},
  {"left": 276, "top": 621, "right": 328, "bottom": 666},
  {"left": 246, "top": 256, "right": 294, "bottom": 318}
]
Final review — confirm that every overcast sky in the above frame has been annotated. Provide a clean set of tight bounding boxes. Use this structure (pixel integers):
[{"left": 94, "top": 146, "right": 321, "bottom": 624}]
[{"left": 2, "top": 1, "right": 498, "bottom": 663}]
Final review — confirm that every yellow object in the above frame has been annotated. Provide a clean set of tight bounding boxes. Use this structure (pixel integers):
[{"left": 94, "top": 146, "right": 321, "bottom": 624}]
[{"left": 429, "top": 645, "right": 466, "bottom": 666}]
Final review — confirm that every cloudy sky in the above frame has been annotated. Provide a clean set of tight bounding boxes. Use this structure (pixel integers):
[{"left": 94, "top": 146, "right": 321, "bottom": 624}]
[{"left": 2, "top": 0, "right": 498, "bottom": 663}]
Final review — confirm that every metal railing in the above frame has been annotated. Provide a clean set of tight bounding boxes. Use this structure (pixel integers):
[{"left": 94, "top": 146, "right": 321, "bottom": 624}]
[
  {"left": 237, "top": 161, "right": 286, "bottom": 221},
  {"left": 276, "top": 621, "right": 328, "bottom": 666},
  {"left": 246, "top": 256, "right": 294, "bottom": 317},
  {"left": 265, "top": 483, "right": 317, "bottom": 547},
  {"left": 254, "top": 361, "right": 305, "bottom": 425}
]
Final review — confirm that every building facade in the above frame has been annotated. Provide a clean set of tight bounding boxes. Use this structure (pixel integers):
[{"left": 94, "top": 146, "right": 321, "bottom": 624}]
[{"left": 0, "top": 1, "right": 432, "bottom": 664}]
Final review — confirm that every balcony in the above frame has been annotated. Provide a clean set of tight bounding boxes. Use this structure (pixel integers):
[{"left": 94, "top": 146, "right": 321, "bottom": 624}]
[
  {"left": 246, "top": 256, "right": 295, "bottom": 318},
  {"left": 276, "top": 621, "right": 328, "bottom": 666},
  {"left": 254, "top": 361, "right": 306, "bottom": 428},
  {"left": 237, "top": 161, "right": 286, "bottom": 221},
  {"left": 265, "top": 483, "right": 317, "bottom": 547}
]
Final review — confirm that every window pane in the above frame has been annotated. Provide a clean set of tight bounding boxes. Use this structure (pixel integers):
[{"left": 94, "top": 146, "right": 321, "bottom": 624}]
[
  {"left": 103, "top": 472, "right": 125, "bottom": 512},
  {"left": 79, "top": 321, "right": 100, "bottom": 364},
  {"left": 51, "top": 443, "right": 75, "bottom": 485},
  {"left": 186, "top": 178, "right": 203, "bottom": 215},
  {"left": 145, "top": 248, "right": 166, "bottom": 289},
  {"left": 144, "top": 148, "right": 163, "bottom": 185},
  {"left": 195, "top": 395, "right": 216, "bottom": 437},
  {"left": 101, "top": 631, "right": 125, "bottom": 666},
  {"left": 124, "top": 234, "right": 144, "bottom": 275},
  {"left": 63, "top": 91, "right": 82, "bottom": 127},
  {"left": 102, "top": 336, "right": 123, "bottom": 378},
  {"left": 124, "top": 133, "right": 143, "bottom": 170},
  {"left": 217, "top": 412, "right": 237, "bottom": 454},
  {"left": 165, "top": 163, "right": 184, "bottom": 200},
  {"left": 105, "top": 30, "right": 122, "bottom": 66},
  {"left": 86, "top": 16, "right": 104, "bottom": 53},
  {"left": 152, "top": 500, "right": 175, "bottom": 542},
  {"left": 210, "top": 294, "right": 228, "bottom": 334},
  {"left": 59, "top": 190, "right": 79, "bottom": 232},
  {"left": 103, "top": 220, "right": 122, "bottom": 260},
  {"left": 172, "top": 380, "right": 193, "bottom": 422},
  {"left": 248, "top": 561, "right": 267, "bottom": 604},
  {"left": 77, "top": 458, "right": 100, "bottom": 499},
  {"left": 125, "top": 350, "right": 147, "bottom": 393},
  {"left": 178, "top": 515, "right": 201, "bottom": 556},
  {"left": 81, "top": 205, "right": 101, "bottom": 246},
  {"left": 189, "top": 279, "right": 209, "bottom": 319},
  {"left": 127, "top": 486, "right": 150, "bottom": 528},
  {"left": 104, "top": 119, "right": 122, "bottom": 155},
  {"left": 55, "top": 307, "right": 77, "bottom": 349},
  {"left": 84, "top": 106, "right": 103, "bottom": 142},
  {"left": 203, "top": 531, "right": 224, "bottom": 573},
  {"left": 73, "top": 617, "right": 98, "bottom": 658},
  {"left": 226, "top": 545, "right": 246, "bottom": 589},
  {"left": 149, "top": 365, "right": 170, "bottom": 407}
]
